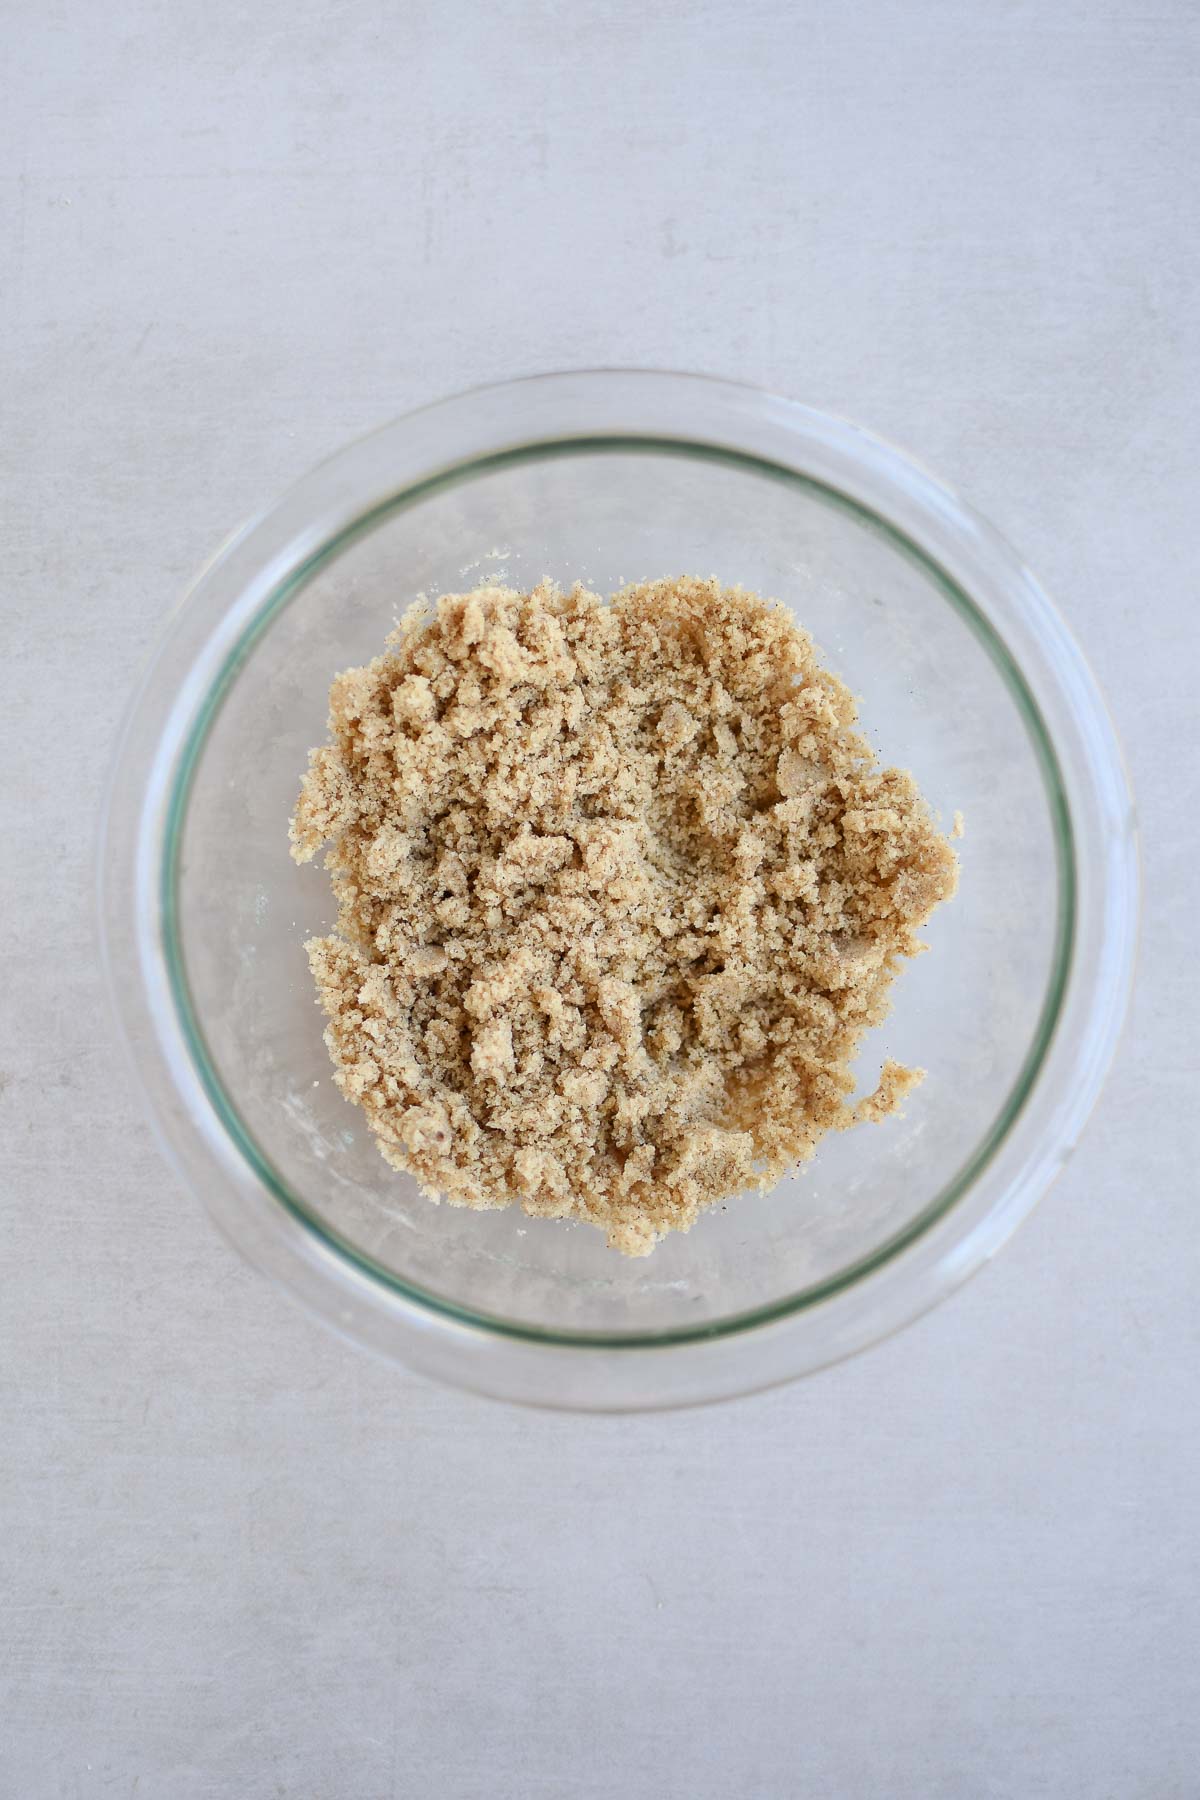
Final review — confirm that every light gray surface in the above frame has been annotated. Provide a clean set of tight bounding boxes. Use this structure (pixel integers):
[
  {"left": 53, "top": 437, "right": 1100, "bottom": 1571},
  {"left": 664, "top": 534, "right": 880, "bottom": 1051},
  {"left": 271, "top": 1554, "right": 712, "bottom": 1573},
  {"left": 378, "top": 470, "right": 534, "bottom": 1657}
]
[{"left": 2, "top": 2, "right": 1198, "bottom": 1794}]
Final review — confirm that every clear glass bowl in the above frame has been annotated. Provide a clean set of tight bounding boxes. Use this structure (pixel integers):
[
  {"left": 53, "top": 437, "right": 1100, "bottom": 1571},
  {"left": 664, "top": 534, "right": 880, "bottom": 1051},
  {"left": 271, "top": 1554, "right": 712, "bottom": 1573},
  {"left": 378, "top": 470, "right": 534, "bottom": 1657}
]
[{"left": 100, "top": 372, "right": 1137, "bottom": 1409}]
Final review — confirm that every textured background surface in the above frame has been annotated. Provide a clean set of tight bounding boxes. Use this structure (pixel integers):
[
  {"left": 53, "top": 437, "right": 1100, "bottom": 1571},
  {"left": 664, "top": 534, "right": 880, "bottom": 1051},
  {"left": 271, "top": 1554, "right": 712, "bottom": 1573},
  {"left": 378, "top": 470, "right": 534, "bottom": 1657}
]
[{"left": 2, "top": 2, "right": 1198, "bottom": 1795}]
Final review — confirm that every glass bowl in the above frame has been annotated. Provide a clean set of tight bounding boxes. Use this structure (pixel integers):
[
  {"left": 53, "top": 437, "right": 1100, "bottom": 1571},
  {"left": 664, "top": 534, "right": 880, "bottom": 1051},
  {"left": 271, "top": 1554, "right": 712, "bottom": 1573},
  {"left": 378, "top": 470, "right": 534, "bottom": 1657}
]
[{"left": 100, "top": 372, "right": 1137, "bottom": 1410}]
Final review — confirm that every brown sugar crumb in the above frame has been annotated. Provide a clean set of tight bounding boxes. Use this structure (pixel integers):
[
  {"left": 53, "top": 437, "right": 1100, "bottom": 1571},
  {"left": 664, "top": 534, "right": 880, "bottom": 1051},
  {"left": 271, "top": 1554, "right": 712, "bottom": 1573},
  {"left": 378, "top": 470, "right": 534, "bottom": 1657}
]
[{"left": 291, "top": 577, "right": 959, "bottom": 1257}]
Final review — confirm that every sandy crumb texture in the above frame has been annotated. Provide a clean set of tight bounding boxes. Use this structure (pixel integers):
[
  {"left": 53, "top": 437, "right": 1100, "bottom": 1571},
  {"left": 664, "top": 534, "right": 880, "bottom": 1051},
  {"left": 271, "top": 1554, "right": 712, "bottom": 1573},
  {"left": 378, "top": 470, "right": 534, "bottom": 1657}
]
[{"left": 291, "top": 577, "right": 958, "bottom": 1256}]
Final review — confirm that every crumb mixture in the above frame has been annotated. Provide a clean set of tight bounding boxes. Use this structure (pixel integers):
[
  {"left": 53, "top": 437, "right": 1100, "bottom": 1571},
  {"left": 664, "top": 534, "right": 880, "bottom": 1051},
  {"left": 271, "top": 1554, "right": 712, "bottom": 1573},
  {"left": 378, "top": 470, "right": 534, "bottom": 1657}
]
[{"left": 291, "top": 577, "right": 958, "bottom": 1256}]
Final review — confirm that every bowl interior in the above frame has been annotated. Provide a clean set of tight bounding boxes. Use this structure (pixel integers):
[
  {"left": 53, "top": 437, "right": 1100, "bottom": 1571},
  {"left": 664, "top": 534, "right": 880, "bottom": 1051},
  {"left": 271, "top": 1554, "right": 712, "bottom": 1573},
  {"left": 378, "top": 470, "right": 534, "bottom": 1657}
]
[{"left": 173, "top": 444, "right": 1064, "bottom": 1338}]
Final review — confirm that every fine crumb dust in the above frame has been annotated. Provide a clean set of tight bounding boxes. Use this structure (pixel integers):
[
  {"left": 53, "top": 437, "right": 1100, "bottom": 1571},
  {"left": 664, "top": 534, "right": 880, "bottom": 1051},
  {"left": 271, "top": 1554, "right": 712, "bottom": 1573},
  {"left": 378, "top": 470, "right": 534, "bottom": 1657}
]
[{"left": 291, "top": 577, "right": 959, "bottom": 1257}]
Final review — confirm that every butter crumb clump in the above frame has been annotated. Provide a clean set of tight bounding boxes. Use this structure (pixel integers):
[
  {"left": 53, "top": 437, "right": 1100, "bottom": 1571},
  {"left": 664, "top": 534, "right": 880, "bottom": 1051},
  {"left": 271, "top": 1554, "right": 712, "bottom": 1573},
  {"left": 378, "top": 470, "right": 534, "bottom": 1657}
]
[{"left": 292, "top": 577, "right": 958, "bottom": 1256}]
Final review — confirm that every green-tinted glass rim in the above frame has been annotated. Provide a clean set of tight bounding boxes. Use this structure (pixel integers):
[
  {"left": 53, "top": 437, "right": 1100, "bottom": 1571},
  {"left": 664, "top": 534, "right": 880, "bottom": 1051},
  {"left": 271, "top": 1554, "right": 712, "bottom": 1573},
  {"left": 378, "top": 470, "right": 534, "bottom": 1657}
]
[{"left": 161, "top": 435, "right": 1075, "bottom": 1351}]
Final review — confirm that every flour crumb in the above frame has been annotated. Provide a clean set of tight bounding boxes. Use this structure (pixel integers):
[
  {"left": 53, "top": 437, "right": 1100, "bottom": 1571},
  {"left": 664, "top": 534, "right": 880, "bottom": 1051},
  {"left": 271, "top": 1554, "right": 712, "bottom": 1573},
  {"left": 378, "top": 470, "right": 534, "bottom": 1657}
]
[{"left": 292, "top": 577, "right": 959, "bottom": 1255}]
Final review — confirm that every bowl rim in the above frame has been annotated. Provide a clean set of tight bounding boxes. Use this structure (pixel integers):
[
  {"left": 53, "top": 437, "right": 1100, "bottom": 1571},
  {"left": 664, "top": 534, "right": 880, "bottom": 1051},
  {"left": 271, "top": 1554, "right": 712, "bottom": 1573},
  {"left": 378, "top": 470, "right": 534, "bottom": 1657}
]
[{"left": 99, "top": 370, "right": 1138, "bottom": 1407}]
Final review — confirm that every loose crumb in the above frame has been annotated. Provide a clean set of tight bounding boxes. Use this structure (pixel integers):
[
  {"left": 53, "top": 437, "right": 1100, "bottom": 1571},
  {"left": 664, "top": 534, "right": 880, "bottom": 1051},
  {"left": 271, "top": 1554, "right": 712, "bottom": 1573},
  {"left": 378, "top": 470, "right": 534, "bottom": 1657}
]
[{"left": 291, "top": 577, "right": 959, "bottom": 1256}]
